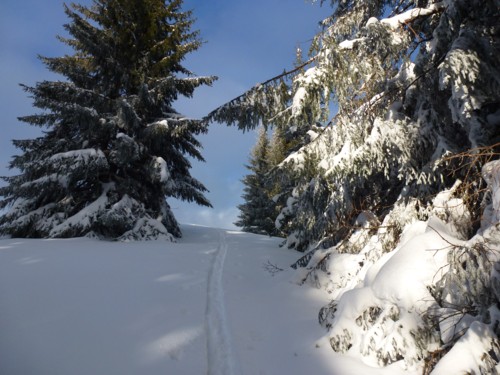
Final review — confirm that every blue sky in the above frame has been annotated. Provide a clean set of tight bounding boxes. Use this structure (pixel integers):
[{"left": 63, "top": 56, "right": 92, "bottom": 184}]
[{"left": 0, "top": 0, "right": 327, "bottom": 230}]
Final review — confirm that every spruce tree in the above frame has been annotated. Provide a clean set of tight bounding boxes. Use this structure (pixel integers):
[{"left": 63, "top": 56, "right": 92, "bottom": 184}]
[
  {"left": 235, "top": 126, "right": 277, "bottom": 236},
  {"left": 206, "top": 0, "right": 500, "bottom": 370},
  {"left": 206, "top": 0, "right": 500, "bottom": 251},
  {"left": 0, "top": 0, "right": 216, "bottom": 240}
]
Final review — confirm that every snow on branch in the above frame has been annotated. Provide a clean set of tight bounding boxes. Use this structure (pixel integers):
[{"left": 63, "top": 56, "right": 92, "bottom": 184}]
[
  {"left": 380, "top": 2, "right": 445, "bottom": 30},
  {"left": 48, "top": 183, "right": 113, "bottom": 238},
  {"left": 50, "top": 148, "right": 106, "bottom": 162},
  {"left": 338, "top": 2, "right": 445, "bottom": 50},
  {"left": 338, "top": 37, "right": 365, "bottom": 50},
  {"left": 203, "top": 2, "right": 445, "bottom": 131},
  {"left": 203, "top": 57, "right": 316, "bottom": 130}
]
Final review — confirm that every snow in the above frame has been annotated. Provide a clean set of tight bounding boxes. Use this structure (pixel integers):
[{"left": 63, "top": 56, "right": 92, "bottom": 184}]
[
  {"left": 431, "top": 321, "right": 499, "bottom": 375},
  {"left": 294, "top": 175, "right": 500, "bottom": 372},
  {"left": 205, "top": 233, "right": 236, "bottom": 375},
  {"left": 0, "top": 224, "right": 413, "bottom": 375},
  {"left": 20, "top": 173, "right": 69, "bottom": 190},
  {"left": 117, "top": 132, "right": 133, "bottom": 141},
  {"left": 334, "top": 3, "right": 446, "bottom": 52},
  {"left": 321, "top": 216, "right": 455, "bottom": 367},
  {"left": 118, "top": 217, "right": 174, "bottom": 242},
  {"left": 48, "top": 183, "right": 112, "bottom": 238},
  {"left": 50, "top": 148, "right": 106, "bottom": 162},
  {"left": 380, "top": 3, "right": 445, "bottom": 30},
  {"left": 482, "top": 160, "right": 500, "bottom": 224},
  {"left": 150, "top": 119, "right": 170, "bottom": 128},
  {"left": 2, "top": 189, "right": 499, "bottom": 375},
  {"left": 292, "top": 86, "right": 307, "bottom": 117},
  {"left": 154, "top": 156, "right": 170, "bottom": 183},
  {"left": 338, "top": 38, "right": 365, "bottom": 50},
  {"left": 371, "top": 222, "right": 452, "bottom": 309},
  {"left": 7, "top": 202, "right": 59, "bottom": 230}
]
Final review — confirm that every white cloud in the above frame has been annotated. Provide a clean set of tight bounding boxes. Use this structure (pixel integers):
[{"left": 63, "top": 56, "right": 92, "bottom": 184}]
[{"left": 172, "top": 204, "right": 240, "bottom": 230}]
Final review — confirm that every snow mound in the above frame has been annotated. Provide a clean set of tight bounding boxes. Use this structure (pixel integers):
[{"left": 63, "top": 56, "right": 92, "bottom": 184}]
[
  {"left": 118, "top": 217, "right": 174, "bottom": 242},
  {"left": 309, "top": 174, "right": 500, "bottom": 372}
]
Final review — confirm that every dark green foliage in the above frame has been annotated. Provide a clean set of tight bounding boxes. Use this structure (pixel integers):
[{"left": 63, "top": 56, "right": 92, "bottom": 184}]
[
  {"left": 235, "top": 127, "right": 278, "bottom": 236},
  {"left": 0, "top": 0, "right": 216, "bottom": 240},
  {"left": 236, "top": 121, "right": 320, "bottom": 238},
  {"left": 207, "top": 0, "right": 500, "bottom": 252}
]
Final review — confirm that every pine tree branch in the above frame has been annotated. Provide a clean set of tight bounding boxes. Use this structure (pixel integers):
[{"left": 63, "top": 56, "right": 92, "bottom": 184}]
[
  {"left": 328, "top": 44, "right": 448, "bottom": 125},
  {"left": 204, "top": 3, "right": 446, "bottom": 129},
  {"left": 203, "top": 56, "right": 317, "bottom": 125},
  {"left": 258, "top": 57, "right": 318, "bottom": 88}
]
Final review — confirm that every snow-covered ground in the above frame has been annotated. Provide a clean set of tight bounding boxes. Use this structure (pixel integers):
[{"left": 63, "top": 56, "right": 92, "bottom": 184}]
[{"left": 0, "top": 224, "right": 413, "bottom": 375}]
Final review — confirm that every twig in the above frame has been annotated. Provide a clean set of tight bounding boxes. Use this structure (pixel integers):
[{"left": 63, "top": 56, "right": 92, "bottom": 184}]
[
  {"left": 427, "top": 225, "right": 462, "bottom": 248},
  {"left": 263, "top": 260, "right": 285, "bottom": 276}
]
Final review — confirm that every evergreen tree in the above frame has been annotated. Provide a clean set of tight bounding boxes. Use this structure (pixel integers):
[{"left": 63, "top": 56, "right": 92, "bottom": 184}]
[
  {"left": 0, "top": 0, "right": 216, "bottom": 240},
  {"left": 206, "top": 0, "right": 500, "bottom": 251},
  {"left": 267, "top": 125, "right": 288, "bottom": 169},
  {"left": 266, "top": 123, "right": 323, "bottom": 242},
  {"left": 235, "top": 126, "right": 277, "bottom": 236},
  {"left": 206, "top": 0, "right": 500, "bottom": 371}
]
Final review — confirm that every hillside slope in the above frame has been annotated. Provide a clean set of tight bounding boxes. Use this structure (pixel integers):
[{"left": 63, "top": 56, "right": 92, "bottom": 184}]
[{"left": 0, "top": 224, "right": 414, "bottom": 375}]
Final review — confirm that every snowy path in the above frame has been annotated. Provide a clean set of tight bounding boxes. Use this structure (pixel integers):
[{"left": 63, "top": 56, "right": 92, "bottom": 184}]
[
  {"left": 205, "top": 232, "right": 237, "bottom": 375},
  {"left": 0, "top": 225, "right": 413, "bottom": 375}
]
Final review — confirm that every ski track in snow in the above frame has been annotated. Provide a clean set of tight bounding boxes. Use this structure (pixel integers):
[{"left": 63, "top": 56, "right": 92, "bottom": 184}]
[{"left": 205, "top": 231, "right": 237, "bottom": 375}]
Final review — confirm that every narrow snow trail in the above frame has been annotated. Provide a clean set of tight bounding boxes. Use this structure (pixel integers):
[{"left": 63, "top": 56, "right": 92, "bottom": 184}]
[
  {"left": 0, "top": 225, "right": 414, "bottom": 375},
  {"left": 205, "top": 231, "right": 237, "bottom": 375}
]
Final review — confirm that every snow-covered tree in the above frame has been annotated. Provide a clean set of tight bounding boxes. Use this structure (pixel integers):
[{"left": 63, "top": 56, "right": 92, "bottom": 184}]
[
  {"left": 235, "top": 126, "right": 277, "bottom": 236},
  {"left": 237, "top": 122, "right": 319, "bottom": 238},
  {"left": 208, "top": 0, "right": 499, "bottom": 249},
  {"left": 0, "top": 0, "right": 216, "bottom": 240},
  {"left": 206, "top": 0, "right": 500, "bottom": 372}
]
